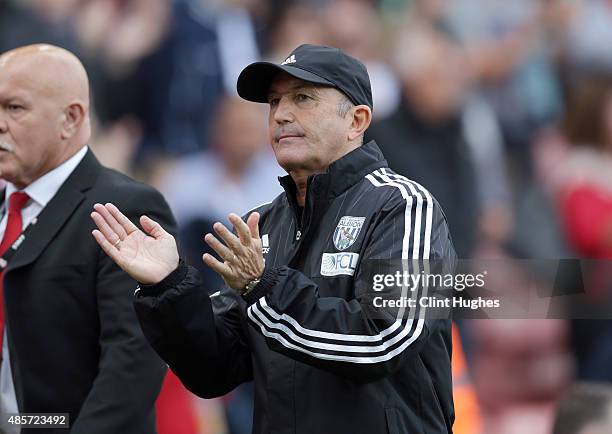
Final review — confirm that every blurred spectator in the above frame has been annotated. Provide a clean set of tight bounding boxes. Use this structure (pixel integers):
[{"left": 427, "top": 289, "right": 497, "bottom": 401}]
[
  {"left": 263, "top": 0, "right": 327, "bottom": 60},
  {"left": 215, "top": 0, "right": 260, "bottom": 96},
  {"left": 323, "top": 0, "right": 401, "bottom": 119},
  {"left": 0, "top": 0, "right": 81, "bottom": 52},
  {"left": 555, "top": 76, "right": 612, "bottom": 259},
  {"left": 504, "top": 128, "right": 569, "bottom": 259},
  {"left": 563, "top": 0, "right": 612, "bottom": 78},
  {"left": 89, "top": 0, "right": 224, "bottom": 159},
  {"left": 0, "top": 0, "right": 263, "bottom": 164},
  {"left": 443, "top": 0, "right": 565, "bottom": 151},
  {"left": 75, "top": 0, "right": 171, "bottom": 72},
  {"left": 367, "top": 24, "right": 510, "bottom": 258},
  {"left": 546, "top": 76, "right": 612, "bottom": 383},
  {"left": 89, "top": 115, "right": 143, "bottom": 174},
  {"left": 552, "top": 383, "right": 612, "bottom": 434},
  {"left": 439, "top": 0, "right": 568, "bottom": 260}
]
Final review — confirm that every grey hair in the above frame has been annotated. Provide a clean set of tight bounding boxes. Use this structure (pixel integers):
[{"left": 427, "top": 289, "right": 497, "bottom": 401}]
[{"left": 337, "top": 94, "right": 354, "bottom": 118}]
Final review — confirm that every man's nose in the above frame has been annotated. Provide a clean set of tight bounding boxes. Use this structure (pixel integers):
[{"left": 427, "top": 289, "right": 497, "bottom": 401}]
[{"left": 273, "top": 97, "right": 294, "bottom": 124}]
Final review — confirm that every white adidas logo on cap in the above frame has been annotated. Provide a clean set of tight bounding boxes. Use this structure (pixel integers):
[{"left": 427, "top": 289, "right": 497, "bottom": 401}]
[{"left": 281, "top": 55, "right": 296, "bottom": 65}]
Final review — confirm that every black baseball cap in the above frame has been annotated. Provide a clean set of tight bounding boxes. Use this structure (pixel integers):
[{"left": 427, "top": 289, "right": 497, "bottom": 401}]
[{"left": 237, "top": 44, "right": 373, "bottom": 109}]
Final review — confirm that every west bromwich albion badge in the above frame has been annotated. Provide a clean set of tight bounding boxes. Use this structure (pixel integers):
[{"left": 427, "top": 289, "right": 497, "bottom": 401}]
[{"left": 333, "top": 216, "right": 365, "bottom": 251}]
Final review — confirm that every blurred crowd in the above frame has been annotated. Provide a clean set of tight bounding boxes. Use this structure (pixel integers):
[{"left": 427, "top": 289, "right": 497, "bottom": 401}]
[{"left": 2, "top": 0, "right": 612, "bottom": 433}]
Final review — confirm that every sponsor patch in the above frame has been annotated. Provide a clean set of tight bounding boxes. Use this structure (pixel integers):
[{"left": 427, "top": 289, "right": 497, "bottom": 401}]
[
  {"left": 333, "top": 216, "right": 365, "bottom": 251},
  {"left": 320, "top": 252, "right": 359, "bottom": 276},
  {"left": 261, "top": 234, "right": 270, "bottom": 254}
]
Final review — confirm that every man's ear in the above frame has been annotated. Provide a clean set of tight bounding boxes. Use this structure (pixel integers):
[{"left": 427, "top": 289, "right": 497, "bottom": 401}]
[
  {"left": 60, "top": 102, "right": 86, "bottom": 140},
  {"left": 348, "top": 105, "right": 372, "bottom": 142}
]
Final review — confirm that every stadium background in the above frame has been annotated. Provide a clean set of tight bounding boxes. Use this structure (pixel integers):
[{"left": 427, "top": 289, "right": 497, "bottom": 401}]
[{"left": 1, "top": 0, "right": 612, "bottom": 433}]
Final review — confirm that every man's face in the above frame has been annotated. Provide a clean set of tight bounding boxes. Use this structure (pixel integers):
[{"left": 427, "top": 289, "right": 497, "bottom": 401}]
[
  {"left": 0, "top": 58, "right": 66, "bottom": 188},
  {"left": 267, "top": 73, "right": 352, "bottom": 173}
]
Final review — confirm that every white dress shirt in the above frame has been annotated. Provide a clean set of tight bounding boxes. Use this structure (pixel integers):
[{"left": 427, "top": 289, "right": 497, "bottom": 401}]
[{"left": 0, "top": 147, "right": 88, "bottom": 434}]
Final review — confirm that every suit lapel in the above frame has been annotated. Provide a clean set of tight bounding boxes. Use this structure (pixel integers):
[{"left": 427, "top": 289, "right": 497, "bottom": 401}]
[{"left": 7, "top": 149, "right": 100, "bottom": 272}]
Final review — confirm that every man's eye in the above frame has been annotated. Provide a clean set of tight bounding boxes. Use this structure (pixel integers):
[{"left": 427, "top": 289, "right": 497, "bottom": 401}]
[
  {"left": 295, "top": 94, "right": 310, "bottom": 102},
  {"left": 7, "top": 104, "right": 23, "bottom": 112},
  {"left": 268, "top": 98, "right": 279, "bottom": 107}
]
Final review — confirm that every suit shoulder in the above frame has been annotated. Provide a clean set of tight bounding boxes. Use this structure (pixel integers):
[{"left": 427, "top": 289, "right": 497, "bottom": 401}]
[
  {"left": 92, "top": 167, "right": 164, "bottom": 203},
  {"left": 89, "top": 167, "right": 171, "bottom": 215},
  {"left": 92, "top": 166, "right": 177, "bottom": 234}
]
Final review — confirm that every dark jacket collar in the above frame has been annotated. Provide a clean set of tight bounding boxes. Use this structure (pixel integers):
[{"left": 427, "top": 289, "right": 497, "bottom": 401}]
[
  {"left": 278, "top": 140, "right": 387, "bottom": 202},
  {"left": 0, "top": 148, "right": 100, "bottom": 206},
  {"left": 3, "top": 148, "right": 101, "bottom": 271}
]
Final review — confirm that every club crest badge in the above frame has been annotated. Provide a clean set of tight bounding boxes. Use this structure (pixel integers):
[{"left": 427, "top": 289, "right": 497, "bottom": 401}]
[{"left": 333, "top": 216, "right": 365, "bottom": 251}]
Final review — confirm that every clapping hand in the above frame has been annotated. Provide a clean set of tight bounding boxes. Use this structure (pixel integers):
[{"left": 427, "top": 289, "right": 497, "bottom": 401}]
[
  {"left": 90, "top": 203, "right": 179, "bottom": 284},
  {"left": 202, "top": 212, "right": 265, "bottom": 291},
  {"left": 91, "top": 204, "right": 264, "bottom": 291}
]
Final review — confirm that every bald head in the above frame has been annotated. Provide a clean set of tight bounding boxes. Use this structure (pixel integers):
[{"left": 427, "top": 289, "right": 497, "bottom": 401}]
[
  {"left": 0, "top": 44, "right": 91, "bottom": 187},
  {"left": 0, "top": 44, "right": 91, "bottom": 142}
]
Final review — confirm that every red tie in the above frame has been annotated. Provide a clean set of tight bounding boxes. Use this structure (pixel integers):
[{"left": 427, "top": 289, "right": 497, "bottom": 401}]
[{"left": 0, "top": 192, "right": 30, "bottom": 355}]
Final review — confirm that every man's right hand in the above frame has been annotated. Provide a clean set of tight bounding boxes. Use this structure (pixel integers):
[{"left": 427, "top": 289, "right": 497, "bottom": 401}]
[{"left": 91, "top": 203, "right": 179, "bottom": 284}]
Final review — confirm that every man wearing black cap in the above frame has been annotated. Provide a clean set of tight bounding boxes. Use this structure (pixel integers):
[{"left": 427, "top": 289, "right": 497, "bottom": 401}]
[{"left": 91, "top": 44, "right": 457, "bottom": 433}]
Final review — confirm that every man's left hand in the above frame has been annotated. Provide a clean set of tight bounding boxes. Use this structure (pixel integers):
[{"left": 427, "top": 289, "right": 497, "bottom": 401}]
[{"left": 203, "top": 212, "right": 265, "bottom": 292}]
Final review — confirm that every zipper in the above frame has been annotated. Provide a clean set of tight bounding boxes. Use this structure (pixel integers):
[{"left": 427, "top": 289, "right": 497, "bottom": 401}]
[{"left": 293, "top": 176, "right": 314, "bottom": 243}]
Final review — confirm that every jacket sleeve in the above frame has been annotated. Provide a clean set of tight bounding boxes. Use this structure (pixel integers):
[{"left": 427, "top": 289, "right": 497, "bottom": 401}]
[
  {"left": 133, "top": 264, "right": 253, "bottom": 399},
  {"left": 243, "top": 184, "right": 456, "bottom": 383},
  {"left": 71, "top": 188, "right": 176, "bottom": 434}
]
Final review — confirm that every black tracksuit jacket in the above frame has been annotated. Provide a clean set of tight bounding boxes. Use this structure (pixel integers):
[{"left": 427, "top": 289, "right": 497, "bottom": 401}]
[{"left": 134, "top": 141, "right": 456, "bottom": 434}]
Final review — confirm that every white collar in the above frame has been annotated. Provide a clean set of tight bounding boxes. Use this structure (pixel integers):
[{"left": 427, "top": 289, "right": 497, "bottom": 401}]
[{"left": 5, "top": 146, "right": 88, "bottom": 208}]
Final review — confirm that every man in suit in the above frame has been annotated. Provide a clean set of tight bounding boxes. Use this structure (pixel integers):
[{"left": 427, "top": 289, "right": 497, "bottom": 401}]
[{"left": 0, "top": 44, "right": 176, "bottom": 433}]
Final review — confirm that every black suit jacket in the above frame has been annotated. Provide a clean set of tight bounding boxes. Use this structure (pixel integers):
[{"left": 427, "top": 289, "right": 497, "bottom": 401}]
[{"left": 2, "top": 150, "right": 177, "bottom": 434}]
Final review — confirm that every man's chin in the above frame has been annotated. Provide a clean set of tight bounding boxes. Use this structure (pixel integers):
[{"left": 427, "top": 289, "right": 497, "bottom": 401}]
[
  {"left": 0, "top": 167, "right": 17, "bottom": 185},
  {"left": 273, "top": 146, "right": 324, "bottom": 174},
  {"left": 275, "top": 154, "right": 307, "bottom": 171}
]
